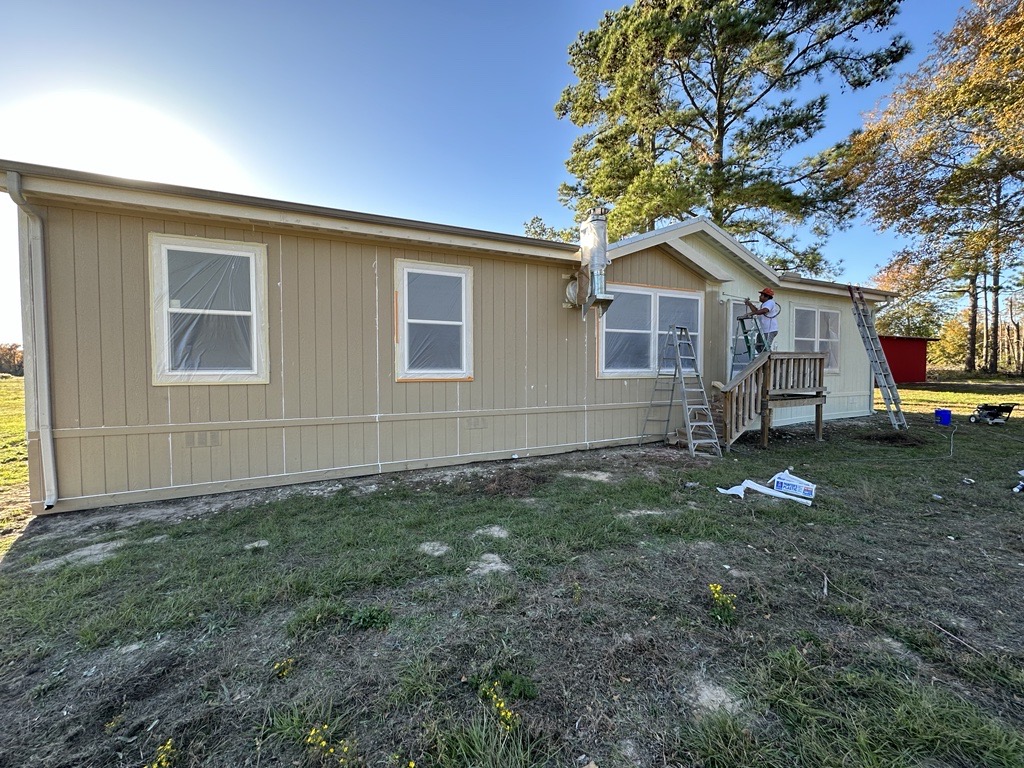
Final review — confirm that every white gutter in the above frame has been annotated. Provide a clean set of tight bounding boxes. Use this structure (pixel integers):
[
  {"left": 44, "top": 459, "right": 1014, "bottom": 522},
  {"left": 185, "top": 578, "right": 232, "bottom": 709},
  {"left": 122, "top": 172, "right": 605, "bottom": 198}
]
[{"left": 6, "top": 171, "right": 57, "bottom": 508}]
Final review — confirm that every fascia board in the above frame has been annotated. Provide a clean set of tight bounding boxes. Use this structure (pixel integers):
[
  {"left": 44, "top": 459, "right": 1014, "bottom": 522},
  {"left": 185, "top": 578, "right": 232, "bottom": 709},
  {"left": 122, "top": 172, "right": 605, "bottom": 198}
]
[
  {"left": 3, "top": 171, "right": 580, "bottom": 265},
  {"left": 780, "top": 274, "right": 895, "bottom": 303},
  {"left": 609, "top": 218, "right": 776, "bottom": 283}
]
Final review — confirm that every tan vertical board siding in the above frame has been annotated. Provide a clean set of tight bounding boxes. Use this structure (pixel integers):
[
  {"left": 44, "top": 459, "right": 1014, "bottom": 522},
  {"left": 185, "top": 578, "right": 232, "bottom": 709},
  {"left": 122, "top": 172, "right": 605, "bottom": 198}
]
[
  {"left": 380, "top": 415, "right": 456, "bottom": 462},
  {"left": 337, "top": 243, "right": 378, "bottom": 467},
  {"left": 73, "top": 211, "right": 104, "bottom": 430},
  {"left": 26, "top": 434, "right": 44, "bottom": 512},
  {"left": 127, "top": 433, "right": 151, "bottom": 491},
  {"left": 121, "top": 216, "right": 150, "bottom": 434},
  {"left": 48, "top": 207, "right": 80, "bottom": 432},
  {"left": 351, "top": 243, "right": 379, "bottom": 415},
  {"left": 278, "top": 235, "right": 301, "bottom": 474},
  {"left": 526, "top": 262, "right": 579, "bottom": 449},
  {"left": 313, "top": 238, "right": 334, "bottom": 470},
  {"left": 54, "top": 438, "right": 82, "bottom": 500},
  {"left": 294, "top": 236, "right": 313, "bottom": 421},
  {"left": 470, "top": 256, "right": 517, "bottom": 454},
  {"left": 262, "top": 235, "right": 284, "bottom": 476},
  {"left": 228, "top": 386, "right": 250, "bottom": 479},
  {"left": 103, "top": 436, "right": 129, "bottom": 493},
  {"left": 511, "top": 262, "right": 530, "bottom": 449},
  {"left": 148, "top": 433, "right": 171, "bottom": 489},
  {"left": 295, "top": 238, "right": 318, "bottom": 469},
  {"left": 97, "top": 213, "right": 127, "bottom": 429}
]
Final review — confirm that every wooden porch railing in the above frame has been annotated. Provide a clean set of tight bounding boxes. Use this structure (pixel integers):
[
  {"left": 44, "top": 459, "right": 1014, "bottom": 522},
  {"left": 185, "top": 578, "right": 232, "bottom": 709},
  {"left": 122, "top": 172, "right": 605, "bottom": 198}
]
[{"left": 714, "top": 352, "right": 827, "bottom": 449}]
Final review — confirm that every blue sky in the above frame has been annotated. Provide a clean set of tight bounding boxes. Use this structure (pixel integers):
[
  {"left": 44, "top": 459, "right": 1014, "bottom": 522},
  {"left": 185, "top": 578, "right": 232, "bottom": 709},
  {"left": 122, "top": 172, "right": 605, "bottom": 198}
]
[{"left": 0, "top": 0, "right": 967, "bottom": 343}]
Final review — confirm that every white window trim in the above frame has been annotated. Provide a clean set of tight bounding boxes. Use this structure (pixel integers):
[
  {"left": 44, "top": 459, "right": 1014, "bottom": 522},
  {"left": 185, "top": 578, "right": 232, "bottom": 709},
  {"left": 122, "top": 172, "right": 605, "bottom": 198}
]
[
  {"left": 148, "top": 233, "right": 269, "bottom": 385},
  {"left": 395, "top": 260, "right": 473, "bottom": 381},
  {"left": 793, "top": 306, "right": 841, "bottom": 373},
  {"left": 600, "top": 285, "right": 703, "bottom": 378}
]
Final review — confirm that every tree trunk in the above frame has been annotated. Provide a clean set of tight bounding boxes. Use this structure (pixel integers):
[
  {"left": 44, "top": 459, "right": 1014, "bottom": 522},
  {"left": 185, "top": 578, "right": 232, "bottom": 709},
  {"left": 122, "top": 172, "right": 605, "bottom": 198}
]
[
  {"left": 985, "top": 262, "right": 1001, "bottom": 373},
  {"left": 965, "top": 276, "right": 979, "bottom": 372}
]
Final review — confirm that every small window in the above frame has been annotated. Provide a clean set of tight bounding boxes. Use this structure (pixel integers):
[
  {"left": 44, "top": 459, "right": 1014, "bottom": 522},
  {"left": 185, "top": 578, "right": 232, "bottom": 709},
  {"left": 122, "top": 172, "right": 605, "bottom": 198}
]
[
  {"left": 395, "top": 260, "right": 473, "bottom": 380},
  {"left": 149, "top": 234, "right": 269, "bottom": 385},
  {"left": 794, "top": 307, "right": 840, "bottom": 371},
  {"left": 601, "top": 286, "right": 702, "bottom": 375}
]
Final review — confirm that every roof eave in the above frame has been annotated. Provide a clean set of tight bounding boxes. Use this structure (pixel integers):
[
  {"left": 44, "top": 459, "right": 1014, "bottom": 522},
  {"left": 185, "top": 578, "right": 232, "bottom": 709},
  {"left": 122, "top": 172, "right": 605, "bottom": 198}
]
[{"left": 0, "top": 159, "right": 581, "bottom": 264}]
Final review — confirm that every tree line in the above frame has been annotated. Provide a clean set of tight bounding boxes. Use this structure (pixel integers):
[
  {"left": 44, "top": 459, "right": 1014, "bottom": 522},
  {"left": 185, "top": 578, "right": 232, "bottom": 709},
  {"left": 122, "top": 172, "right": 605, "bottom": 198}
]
[
  {"left": 0, "top": 343, "right": 24, "bottom": 376},
  {"left": 536, "top": 0, "right": 1023, "bottom": 374}
]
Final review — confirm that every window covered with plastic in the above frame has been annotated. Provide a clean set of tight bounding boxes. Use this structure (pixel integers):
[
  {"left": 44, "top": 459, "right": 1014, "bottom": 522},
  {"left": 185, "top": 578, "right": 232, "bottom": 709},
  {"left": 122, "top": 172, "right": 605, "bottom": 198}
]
[
  {"left": 395, "top": 260, "right": 473, "bottom": 380},
  {"left": 149, "top": 234, "right": 269, "bottom": 385},
  {"left": 794, "top": 307, "right": 841, "bottom": 371},
  {"left": 601, "top": 286, "right": 701, "bottom": 375}
]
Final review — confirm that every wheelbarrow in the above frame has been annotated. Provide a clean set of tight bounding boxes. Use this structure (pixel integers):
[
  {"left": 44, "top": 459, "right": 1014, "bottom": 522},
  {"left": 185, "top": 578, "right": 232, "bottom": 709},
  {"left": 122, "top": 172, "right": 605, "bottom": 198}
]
[{"left": 968, "top": 402, "right": 1017, "bottom": 424}]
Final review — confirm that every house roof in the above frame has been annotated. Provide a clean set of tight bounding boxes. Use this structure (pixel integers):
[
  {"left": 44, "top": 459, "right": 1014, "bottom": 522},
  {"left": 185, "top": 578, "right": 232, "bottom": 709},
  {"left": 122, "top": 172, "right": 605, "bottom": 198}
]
[
  {"left": 1, "top": 159, "right": 894, "bottom": 304},
  {"left": 778, "top": 272, "right": 895, "bottom": 302},
  {"left": 0, "top": 159, "right": 581, "bottom": 264},
  {"left": 608, "top": 218, "right": 894, "bottom": 304}
]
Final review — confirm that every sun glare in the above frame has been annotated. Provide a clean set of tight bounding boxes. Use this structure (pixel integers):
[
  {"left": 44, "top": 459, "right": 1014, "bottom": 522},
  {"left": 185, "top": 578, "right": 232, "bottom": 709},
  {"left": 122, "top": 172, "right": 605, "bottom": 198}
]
[
  {"left": 0, "top": 90, "right": 265, "bottom": 342},
  {"left": 0, "top": 90, "right": 260, "bottom": 192}
]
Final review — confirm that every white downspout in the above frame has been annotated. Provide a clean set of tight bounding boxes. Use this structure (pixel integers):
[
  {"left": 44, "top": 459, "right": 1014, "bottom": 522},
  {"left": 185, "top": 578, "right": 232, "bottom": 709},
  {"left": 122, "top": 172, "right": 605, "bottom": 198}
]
[{"left": 6, "top": 172, "right": 57, "bottom": 508}]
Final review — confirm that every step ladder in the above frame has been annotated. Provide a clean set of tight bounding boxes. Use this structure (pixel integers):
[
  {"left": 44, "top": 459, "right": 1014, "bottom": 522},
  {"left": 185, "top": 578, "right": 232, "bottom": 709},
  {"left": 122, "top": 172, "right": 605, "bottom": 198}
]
[
  {"left": 639, "top": 326, "right": 723, "bottom": 457},
  {"left": 849, "top": 285, "right": 908, "bottom": 430},
  {"left": 730, "top": 315, "right": 767, "bottom": 378}
]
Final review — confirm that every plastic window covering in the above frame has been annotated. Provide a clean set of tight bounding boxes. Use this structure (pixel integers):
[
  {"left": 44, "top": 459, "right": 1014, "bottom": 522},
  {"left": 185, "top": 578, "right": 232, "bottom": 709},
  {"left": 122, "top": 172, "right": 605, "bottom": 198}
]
[
  {"left": 149, "top": 234, "right": 269, "bottom": 385},
  {"left": 604, "top": 291, "right": 652, "bottom": 371},
  {"left": 396, "top": 261, "right": 472, "bottom": 379},
  {"left": 602, "top": 288, "right": 701, "bottom": 374},
  {"left": 657, "top": 295, "right": 700, "bottom": 372},
  {"left": 794, "top": 308, "right": 840, "bottom": 371},
  {"left": 819, "top": 309, "right": 840, "bottom": 370}
]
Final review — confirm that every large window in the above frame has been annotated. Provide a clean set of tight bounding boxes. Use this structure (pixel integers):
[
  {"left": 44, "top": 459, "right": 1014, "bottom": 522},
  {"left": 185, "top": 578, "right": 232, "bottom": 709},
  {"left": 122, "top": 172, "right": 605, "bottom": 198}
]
[
  {"left": 395, "top": 260, "right": 473, "bottom": 380},
  {"left": 794, "top": 307, "right": 841, "bottom": 371},
  {"left": 149, "top": 234, "right": 269, "bottom": 385},
  {"left": 601, "top": 286, "right": 701, "bottom": 375}
]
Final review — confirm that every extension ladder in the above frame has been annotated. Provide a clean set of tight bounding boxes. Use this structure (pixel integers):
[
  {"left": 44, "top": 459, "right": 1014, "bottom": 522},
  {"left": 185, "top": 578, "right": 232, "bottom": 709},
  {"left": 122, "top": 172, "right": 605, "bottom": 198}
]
[
  {"left": 849, "top": 285, "right": 908, "bottom": 430},
  {"left": 730, "top": 315, "right": 768, "bottom": 378},
  {"left": 639, "top": 326, "right": 723, "bottom": 458}
]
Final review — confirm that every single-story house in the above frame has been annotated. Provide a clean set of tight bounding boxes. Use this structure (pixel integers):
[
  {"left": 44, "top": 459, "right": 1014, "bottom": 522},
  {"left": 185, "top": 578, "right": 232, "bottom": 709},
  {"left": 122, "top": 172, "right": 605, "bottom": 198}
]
[{"left": 1, "top": 159, "right": 891, "bottom": 515}]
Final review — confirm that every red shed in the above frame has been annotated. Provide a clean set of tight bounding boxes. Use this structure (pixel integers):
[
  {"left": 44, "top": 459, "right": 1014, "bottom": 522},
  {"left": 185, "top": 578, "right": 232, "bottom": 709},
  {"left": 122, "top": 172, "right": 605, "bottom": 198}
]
[{"left": 878, "top": 335, "right": 938, "bottom": 383}]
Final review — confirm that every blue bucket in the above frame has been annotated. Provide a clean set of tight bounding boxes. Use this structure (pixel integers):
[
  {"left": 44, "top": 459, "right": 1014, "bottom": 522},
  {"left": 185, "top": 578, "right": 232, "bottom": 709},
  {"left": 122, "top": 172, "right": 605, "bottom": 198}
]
[{"left": 934, "top": 409, "right": 952, "bottom": 426}]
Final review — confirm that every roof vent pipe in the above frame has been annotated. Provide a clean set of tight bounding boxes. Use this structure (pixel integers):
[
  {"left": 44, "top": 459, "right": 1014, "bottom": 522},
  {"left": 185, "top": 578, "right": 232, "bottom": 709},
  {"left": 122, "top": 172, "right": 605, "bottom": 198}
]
[{"left": 580, "top": 206, "right": 614, "bottom": 317}]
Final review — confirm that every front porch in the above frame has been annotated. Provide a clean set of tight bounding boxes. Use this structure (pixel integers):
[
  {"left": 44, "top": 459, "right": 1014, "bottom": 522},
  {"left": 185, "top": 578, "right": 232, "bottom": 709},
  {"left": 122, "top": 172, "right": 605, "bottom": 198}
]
[{"left": 714, "top": 351, "right": 828, "bottom": 449}]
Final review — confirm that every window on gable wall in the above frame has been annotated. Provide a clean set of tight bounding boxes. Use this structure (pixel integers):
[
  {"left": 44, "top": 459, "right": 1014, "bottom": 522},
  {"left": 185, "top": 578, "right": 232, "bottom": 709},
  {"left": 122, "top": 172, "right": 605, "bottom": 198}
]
[
  {"left": 149, "top": 233, "right": 269, "bottom": 385},
  {"left": 601, "top": 286, "right": 702, "bottom": 376},
  {"left": 395, "top": 260, "right": 473, "bottom": 380},
  {"left": 793, "top": 307, "right": 841, "bottom": 371}
]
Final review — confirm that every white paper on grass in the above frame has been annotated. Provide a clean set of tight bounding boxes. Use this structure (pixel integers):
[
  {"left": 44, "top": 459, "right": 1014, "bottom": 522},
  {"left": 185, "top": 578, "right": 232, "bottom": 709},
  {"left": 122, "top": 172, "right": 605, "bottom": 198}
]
[
  {"left": 768, "top": 469, "right": 816, "bottom": 499},
  {"left": 716, "top": 479, "right": 813, "bottom": 506}
]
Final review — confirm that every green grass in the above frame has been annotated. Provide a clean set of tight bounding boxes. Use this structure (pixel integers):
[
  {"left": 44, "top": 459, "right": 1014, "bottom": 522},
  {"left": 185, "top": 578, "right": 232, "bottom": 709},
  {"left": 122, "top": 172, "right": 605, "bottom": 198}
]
[
  {"left": 0, "top": 376, "right": 27, "bottom": 488},
  {"left": 0, "top": 376, "right": 29, "bottom": 560},
  {"left": 671, "top": 646, "right": 1024, "bottom": 768}
]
